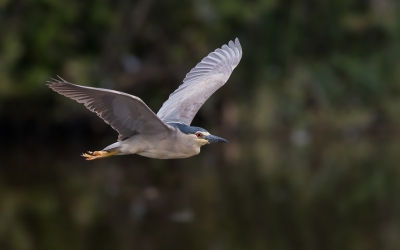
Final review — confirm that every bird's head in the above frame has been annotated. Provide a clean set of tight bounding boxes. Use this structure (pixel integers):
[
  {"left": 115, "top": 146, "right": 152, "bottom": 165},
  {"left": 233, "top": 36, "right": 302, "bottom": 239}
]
[
  {"left": 169, "top": 123, "right": 228, "bottom": 146},
  {"left": 192, "top": 130, "right": 228, "bottom": 146}
]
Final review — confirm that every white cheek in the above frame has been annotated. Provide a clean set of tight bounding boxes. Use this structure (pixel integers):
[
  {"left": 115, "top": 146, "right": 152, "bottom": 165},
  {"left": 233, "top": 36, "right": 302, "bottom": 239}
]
[{"left": 200, "top": 139, "right": 209, "bottom": 146}]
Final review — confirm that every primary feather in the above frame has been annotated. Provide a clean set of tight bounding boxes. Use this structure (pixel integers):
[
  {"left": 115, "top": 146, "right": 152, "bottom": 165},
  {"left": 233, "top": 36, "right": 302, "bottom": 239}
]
[
  {"left": 47, "top": 77, "right": 171, "bottom": 141},
  {"left": 157, "top": 38, "right": 242, "bottom": 125}
]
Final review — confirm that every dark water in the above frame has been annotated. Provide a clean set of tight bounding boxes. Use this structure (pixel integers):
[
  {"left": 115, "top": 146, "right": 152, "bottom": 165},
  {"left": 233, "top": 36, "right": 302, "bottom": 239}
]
[
  {"left": 2, "top": 0, "right": 400, "bottom": 248},
  {"left": 2, "top": 95, "right": 400, "bottom": 250}
]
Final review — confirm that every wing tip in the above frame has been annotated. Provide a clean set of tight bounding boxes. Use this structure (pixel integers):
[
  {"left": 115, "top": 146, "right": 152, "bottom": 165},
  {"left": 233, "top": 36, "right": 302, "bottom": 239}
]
[
  {"left": 225, "top": 37, "right": 242, "bottom": 55},
  {"left": 46, "top": 75, "right": 71, "bottom": 87},
  {"left": 234, "top": 38, "right": 242, "bottom": 52}
]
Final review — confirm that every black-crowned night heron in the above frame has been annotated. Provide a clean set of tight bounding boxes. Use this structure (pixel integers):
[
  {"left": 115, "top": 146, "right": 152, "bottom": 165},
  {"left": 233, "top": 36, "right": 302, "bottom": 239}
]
[{"left": 48, "top": 38, "right": 242, "bottom": 160}]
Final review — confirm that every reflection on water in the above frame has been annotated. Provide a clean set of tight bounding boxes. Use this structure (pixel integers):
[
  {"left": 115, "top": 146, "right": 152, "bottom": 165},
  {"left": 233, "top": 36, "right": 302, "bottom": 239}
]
[
  {"left": 2, "top": 0, "right": 400, "bottom": 248},
  {"left": 2, "top": 101, "right": 400, "bottom": 249}
]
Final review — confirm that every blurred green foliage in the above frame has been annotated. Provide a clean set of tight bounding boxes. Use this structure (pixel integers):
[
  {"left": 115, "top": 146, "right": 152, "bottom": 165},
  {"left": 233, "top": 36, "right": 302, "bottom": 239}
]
[{"left": 2, "top": 0, "right": 400, "bottom": 249}]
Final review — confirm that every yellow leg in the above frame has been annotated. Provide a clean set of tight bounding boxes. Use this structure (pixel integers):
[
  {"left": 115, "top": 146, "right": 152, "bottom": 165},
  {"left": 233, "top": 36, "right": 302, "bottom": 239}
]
[{"left": 82, "top": 150, "right": 119, "bottom": 160}]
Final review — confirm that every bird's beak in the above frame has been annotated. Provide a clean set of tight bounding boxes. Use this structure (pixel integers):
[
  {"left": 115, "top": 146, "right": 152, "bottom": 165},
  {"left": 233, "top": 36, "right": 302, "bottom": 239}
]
[{"left": 205, "top": 135, "right": 228, "bottom": 143}]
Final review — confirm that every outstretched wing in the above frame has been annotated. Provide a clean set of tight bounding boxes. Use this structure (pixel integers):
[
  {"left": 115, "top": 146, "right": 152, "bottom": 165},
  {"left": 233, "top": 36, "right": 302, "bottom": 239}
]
[
  {"left": 48, "top": 77, "right": 171, "bottom": 141},
  {"left": 157, "top": 38, "right": 242, "bottom": 125}
]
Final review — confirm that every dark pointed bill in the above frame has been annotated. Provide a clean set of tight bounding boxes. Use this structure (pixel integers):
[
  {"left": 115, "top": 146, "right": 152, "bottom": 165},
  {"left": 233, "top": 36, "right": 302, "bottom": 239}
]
[{"left": 205, "top": 135, "right": 228, "bottom": 143}]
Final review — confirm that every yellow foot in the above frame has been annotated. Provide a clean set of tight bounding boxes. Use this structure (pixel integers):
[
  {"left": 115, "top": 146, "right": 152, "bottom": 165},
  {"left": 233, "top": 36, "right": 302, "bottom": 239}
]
[{"left": 82, "top": 150, "right": 119, "bottom": 160}]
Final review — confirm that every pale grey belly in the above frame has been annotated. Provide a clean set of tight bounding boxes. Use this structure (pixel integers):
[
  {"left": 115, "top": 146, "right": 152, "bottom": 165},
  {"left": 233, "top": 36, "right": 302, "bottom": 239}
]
[
  {"left": 121, "top": 132, "right": 201, "bottom": 159},
  {"left": 138, "top": 149, "right": 199, "bottom": 159}
]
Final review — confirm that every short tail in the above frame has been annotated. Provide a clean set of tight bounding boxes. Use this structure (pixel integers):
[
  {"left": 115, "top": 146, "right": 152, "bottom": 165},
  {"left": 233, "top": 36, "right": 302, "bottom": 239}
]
[{"left": 82, "top": 150, "right": 119, "bottom": 160}]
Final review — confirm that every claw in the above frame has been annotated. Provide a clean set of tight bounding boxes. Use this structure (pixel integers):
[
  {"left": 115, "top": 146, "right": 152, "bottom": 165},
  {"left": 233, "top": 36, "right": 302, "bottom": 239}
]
[{"left": 82, "top": 150, "right": 119, "bottom": 160}]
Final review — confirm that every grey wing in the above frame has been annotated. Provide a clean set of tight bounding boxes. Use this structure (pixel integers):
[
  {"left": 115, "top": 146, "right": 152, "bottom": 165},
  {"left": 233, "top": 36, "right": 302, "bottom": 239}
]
[
  {"left": 157, "top": 38, "right": 242, "bottom": 125},
  {"left": 48, "top": 77, "right": 171, "bottom": 141}
]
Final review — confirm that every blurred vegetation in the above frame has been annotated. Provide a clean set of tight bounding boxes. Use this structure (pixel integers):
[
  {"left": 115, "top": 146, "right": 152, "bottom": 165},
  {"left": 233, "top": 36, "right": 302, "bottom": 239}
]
[{"left": 1, "top": 0, "right": 400, "bottom": 249}]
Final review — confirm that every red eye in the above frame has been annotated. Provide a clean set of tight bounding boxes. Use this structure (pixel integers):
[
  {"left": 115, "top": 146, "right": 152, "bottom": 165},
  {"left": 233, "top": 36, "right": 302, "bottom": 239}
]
[{"left": 195, "top": 132, "right": 202, "bottom": 138}]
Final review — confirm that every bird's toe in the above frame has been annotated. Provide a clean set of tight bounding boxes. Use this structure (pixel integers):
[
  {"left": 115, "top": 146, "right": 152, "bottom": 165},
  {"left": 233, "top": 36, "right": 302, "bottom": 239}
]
[{"left": 81, "top": 150, "right": 118, "bottom": 160}]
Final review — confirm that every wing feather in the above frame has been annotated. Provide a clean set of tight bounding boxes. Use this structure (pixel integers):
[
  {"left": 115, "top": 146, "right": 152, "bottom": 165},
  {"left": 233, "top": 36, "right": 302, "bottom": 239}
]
[
  {"left": 157, "top": 38, "right": 242, "bottom": 125},
  {"left": 48, "top": 77, "right": 171, "bottom": 141}
]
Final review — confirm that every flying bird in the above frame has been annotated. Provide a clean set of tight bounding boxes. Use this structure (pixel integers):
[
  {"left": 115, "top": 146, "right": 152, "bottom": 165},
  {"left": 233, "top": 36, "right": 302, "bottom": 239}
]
[{"left": 48, "top": 38, "right": 242, "bottom": 160}]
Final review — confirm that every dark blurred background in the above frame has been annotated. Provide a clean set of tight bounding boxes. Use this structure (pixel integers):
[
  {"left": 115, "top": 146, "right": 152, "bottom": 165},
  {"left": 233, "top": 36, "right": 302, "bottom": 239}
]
[{"left": 1, "top": 0, "right": 400, "bottom": 249}]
